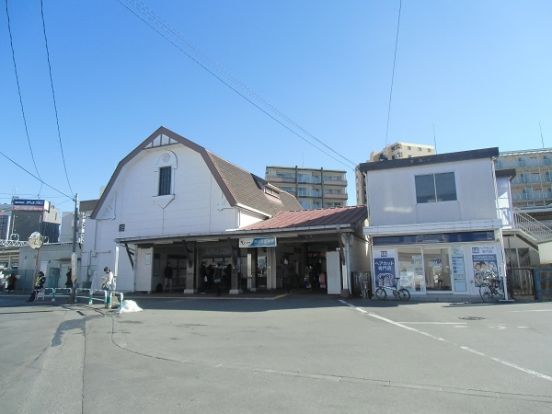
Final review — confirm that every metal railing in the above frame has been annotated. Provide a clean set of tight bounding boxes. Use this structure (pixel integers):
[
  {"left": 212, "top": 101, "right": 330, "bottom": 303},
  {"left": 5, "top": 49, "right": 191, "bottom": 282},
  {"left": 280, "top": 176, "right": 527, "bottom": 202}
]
[
  {"left": 38, "top": 287, "right": 124, "bottom": 308},
  {"left": 511, "top": 208, "right": 552, "bottom": 242}
]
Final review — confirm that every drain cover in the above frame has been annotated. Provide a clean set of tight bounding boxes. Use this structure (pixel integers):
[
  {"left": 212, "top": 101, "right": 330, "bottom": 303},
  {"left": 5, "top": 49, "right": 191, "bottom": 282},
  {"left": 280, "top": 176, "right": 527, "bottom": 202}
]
[{"left": 459, "top": 316, "right": 485, "bottom": 320}]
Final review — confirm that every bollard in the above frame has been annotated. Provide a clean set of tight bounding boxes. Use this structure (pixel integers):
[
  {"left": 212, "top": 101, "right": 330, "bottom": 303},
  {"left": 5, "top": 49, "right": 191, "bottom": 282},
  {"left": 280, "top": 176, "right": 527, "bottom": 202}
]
[
  {"left": 104, "top": 290, "right": 112, "bottom": 309},
  {"left": 51, "top": 288, "right": 56, "bottom": 302},
  {"left": 88, "top": 289, "right": 93, "bottom": 305},
  {"left": 534, "top": 269, "right": 542, "bottom": 301}
]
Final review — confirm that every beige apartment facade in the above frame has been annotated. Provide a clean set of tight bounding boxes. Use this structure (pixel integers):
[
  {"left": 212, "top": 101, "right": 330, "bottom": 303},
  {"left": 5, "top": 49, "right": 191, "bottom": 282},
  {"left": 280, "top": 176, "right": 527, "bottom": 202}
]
[{"left": 265, "top": 166, "right": 348, "bottom": 210}]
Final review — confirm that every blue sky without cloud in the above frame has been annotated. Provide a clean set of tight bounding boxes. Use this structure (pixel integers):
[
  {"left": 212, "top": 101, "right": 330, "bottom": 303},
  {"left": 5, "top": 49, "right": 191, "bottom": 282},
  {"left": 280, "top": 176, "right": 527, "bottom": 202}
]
[{"left": 1, "top": 0, "right": 551, "bottom": 211}]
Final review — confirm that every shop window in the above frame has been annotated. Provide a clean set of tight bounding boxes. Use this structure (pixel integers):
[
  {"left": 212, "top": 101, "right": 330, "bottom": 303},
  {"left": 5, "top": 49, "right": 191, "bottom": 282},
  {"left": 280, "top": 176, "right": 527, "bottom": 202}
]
[
  {"left": 158, "top": 166, "right": 171, "bottom": 196},
  {"left": 415, "top": 172, "right": 456, "bottom": 203},
  {"left": 423, "top": 248, "right": 451, "bottom": 291}
]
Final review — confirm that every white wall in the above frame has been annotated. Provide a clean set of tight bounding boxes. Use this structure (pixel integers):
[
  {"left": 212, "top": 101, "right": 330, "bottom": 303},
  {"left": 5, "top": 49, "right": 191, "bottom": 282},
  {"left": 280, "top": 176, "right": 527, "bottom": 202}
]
[
  {"left": 366, "top": 158, "right": 497, "bottom": 226},
  {"left": 496, "top": 176, "right": 513, "bottom": 228},
  {"left": 102, "top": 145, "right": 238, "bottom": 237},
  {"left": 349, "top": 236, "right": 370, "bottom": 273},
  {"left": 83, "top": 141, "right": 242, "bottom": 291}
]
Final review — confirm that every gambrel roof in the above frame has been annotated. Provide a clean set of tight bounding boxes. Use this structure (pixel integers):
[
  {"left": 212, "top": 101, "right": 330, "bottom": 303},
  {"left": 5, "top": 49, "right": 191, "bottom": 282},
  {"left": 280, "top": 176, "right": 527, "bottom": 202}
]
[{"left": 91, "top": 127, "right": 302, "bottom": 219}]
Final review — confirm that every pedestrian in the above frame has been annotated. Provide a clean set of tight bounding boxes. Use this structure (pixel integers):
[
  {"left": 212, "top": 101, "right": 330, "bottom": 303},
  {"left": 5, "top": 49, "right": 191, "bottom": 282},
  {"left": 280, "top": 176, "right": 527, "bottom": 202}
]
[
  {"left": 102, "top": 267, "right": 115, "bottom": 291},
  {"left": 28, "top": 271, "right": 46, "bottom": 302},
  {"left": 65, "top": 268, "right": 73, "bottom": 289},
  {"left": 163, "top": 264, "right": 173, "bottom": 292},
  {"left": 7, "top": 270, "right": 17, "bottom": 292},
  {"left": 214, "top": 266, "right": 222, "bottom": 296},
  {"left": 200, "top": 262, "right": 207, "bottom": 293}
]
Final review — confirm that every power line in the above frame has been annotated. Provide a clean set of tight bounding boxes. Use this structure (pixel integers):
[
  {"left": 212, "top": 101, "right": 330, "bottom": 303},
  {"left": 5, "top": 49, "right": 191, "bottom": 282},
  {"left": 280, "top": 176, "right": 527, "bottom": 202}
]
[
  {"left": 0, "top": 150, "right": 73, "bottom": 201},
  {"left": 384, "top": 0, "right": 402, "bottom": 145},
  {"left": 116, "top": 0, "right": 356, "bottom": 170},
  {"left": 40, "top": 0, "right": 73, "bottom": 194},
  {"left": 4, "top": 0, "right": 43, "bottom": 193}
]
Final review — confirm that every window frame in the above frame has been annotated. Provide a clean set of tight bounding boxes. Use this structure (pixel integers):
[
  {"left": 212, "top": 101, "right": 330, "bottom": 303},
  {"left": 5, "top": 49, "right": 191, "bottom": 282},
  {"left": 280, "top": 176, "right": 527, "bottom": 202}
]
[
  {"left": 158, "top": 166, "right": 172, "bottom": 196},
  {"left": 415, "top": 172, "right": 457, "bottom": 204}
]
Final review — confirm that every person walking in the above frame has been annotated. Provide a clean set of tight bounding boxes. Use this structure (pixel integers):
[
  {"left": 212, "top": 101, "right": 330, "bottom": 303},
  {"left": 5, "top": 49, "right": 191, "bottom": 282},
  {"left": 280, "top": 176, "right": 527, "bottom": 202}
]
[
  {"left": 7, "top": 270, "right": 17, "bottom": 293},
  {"left": 28, "top": 271, "right": 46, "bottom": 302},
  {"left": 163, "top": 264, "right": 173, "bottom": 292},
  {"left": 65, "top": 268, "right": 73, "bottom": 289},
  {"left": 102, "top": 267, "right": 116, "bottom": 308}
]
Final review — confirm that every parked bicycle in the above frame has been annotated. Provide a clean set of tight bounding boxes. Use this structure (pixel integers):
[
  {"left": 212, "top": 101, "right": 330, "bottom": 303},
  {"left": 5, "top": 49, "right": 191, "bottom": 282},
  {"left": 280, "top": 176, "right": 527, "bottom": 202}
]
[
  {"left": 479, "top": 272, "right": 504, "bottom": 302},
  {"left": 359, "top": 273, "right": 370, "bottom": 299},
  {"left": 375, "top": 276, "right": 411, "bottom": 301}
]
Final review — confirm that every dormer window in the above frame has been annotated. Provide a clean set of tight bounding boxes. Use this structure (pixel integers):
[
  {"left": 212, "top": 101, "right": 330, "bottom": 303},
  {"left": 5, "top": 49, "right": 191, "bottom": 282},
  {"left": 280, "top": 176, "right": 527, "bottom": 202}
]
[
  {"left": 158, "top": 166, "right": 172, "bottom": 196},
  {"left": 264, "top": 185, "right": 280, "bottom": 199}
]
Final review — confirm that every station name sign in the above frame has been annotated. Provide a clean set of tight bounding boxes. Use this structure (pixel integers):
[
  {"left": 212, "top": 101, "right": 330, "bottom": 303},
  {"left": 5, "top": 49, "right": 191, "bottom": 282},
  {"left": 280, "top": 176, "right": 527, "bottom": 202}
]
[
  {"left": 239, "top": 237, "right": 277, "bottom": 248},
  {"left": 12, "top": 199, "right": 46, "bottom": 211}
]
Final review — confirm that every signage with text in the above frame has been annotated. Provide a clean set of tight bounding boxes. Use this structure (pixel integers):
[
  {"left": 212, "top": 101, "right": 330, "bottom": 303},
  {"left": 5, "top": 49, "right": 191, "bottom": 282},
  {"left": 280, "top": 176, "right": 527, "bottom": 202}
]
[{"left": 239, "top": 237, "right": 277, "bottom": 248}]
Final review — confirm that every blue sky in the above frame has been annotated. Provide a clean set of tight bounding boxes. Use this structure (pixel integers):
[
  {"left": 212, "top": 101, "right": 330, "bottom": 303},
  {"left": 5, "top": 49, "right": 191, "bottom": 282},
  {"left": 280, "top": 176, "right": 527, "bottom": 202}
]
[{"left": 1, "top": 0, "right": 551, "bottom": 212}]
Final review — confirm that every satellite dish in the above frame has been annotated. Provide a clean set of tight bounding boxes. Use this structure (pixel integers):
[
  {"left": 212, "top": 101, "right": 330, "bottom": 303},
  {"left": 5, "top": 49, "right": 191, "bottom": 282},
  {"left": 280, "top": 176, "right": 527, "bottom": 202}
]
[{"left": 28, "top": 232, "right": 43, "bottom": 250}]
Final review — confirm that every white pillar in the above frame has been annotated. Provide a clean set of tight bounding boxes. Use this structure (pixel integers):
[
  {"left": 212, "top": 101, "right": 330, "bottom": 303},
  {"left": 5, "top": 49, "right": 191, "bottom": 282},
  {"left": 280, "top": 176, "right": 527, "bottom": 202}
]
[{"left": 341, "top": 234, "right": 352, "bottom": 296}]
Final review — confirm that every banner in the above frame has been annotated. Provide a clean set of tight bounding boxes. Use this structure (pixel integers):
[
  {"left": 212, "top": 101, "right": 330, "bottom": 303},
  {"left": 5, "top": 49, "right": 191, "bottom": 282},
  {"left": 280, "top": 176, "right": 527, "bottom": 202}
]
[
  {"left": 472, "top": 246, "right": 498, "bottom": 287},
  {"left": 374, "top": 250, "right": 396, "bottom": 287}
]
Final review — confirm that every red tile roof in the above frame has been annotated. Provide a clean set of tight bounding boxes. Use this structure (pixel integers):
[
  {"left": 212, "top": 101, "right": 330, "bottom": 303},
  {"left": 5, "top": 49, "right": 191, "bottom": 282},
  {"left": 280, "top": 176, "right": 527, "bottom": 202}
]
[{"left": 241, "top": 206, "right": 367, "bottom": 231}]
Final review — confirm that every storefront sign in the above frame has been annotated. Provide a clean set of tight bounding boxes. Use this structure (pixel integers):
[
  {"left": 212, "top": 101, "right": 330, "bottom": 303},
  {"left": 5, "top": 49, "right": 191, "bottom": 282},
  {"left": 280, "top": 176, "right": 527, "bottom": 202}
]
[
  {"left": 373, "top": 231, "right": 495, "bottom": 246},
  {"left": 239, "top": 237, "right": 277, "bottom": 248},
  {"left": 451, "top": 248, "right": 467, "bottom": 292},
  {"left": 12, "top": 199, "right": 46, "bottom": 211}
]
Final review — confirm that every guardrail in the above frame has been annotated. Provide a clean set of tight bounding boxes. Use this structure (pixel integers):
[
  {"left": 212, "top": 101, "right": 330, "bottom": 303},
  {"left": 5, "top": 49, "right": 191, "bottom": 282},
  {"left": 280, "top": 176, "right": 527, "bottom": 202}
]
[{"left": 41, "top": 287, "right": 124, "bottom": 308}]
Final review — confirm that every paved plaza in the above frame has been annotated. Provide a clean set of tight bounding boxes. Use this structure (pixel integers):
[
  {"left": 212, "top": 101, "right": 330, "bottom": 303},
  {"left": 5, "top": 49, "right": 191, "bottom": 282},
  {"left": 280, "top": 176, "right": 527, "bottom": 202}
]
[{"left": 0, "top": 294, "right": 551, "bottom": 413}]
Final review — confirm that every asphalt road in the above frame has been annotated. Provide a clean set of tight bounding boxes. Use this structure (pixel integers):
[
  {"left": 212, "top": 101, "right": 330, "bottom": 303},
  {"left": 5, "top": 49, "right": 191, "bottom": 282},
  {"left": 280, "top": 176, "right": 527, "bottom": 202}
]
[{"left": 0, "top": 294, "right": 551, "bottom": 413}]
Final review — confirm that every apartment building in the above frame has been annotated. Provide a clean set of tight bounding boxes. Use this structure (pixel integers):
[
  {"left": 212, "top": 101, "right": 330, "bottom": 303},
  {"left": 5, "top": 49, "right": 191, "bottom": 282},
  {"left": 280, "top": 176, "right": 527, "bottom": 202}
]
[
  {"left": 370, "top": 141, "right": 436, "bottom": 162},
  {"left": 265, "top": 166, "right": 348, "bottom": 210},
  {"left": 356, "top": 142, "right": 436, "bottom": 205},
  {"left": 497, "top": 149, "right": 552, "bottom": 208}
]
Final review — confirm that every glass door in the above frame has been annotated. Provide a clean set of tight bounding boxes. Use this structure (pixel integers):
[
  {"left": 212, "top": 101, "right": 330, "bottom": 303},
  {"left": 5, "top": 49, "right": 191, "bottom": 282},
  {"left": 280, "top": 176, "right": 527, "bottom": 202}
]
[
  {"left": 423, "top": 248, "right": 452, "bottom": 291},
  {"left": 398, "top": 247, "right": 426, "bottom": 294}
]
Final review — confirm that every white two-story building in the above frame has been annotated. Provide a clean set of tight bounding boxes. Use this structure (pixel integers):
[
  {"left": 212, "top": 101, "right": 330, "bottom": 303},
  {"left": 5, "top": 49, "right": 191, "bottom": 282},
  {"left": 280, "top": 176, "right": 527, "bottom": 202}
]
[
  {"left": 81, "top": 127, "right": 302, "bottom": 293},
  {"left": 359, "top": 147, "right": 508, "bottom": 298}
]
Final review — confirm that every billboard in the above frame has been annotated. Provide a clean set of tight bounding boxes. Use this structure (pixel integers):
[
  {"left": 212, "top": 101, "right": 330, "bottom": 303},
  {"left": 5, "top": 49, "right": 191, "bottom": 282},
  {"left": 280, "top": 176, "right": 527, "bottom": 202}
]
[{"left": 12, "top": 199, "right": 47, "bottom": 211}]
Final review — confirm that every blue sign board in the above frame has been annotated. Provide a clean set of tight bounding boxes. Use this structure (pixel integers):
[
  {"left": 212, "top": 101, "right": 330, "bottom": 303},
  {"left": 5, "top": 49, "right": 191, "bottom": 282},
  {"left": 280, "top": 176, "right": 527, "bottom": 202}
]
[
  {"left": 239, "top": 237, "right": 277, "bottom": 248},
  {"left": 374, "top": 257, "right": 396, "bottom": 287}
]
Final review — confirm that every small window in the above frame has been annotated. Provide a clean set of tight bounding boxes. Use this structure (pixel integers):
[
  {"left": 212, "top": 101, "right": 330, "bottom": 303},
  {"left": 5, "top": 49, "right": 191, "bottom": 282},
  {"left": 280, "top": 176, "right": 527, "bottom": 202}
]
[
  {"left": 158, "top": 166, "right": 172, "bottom": 196},
  {"left": 415, "top": 172, "right": 456, "bottom": 203},
  {"left": 119, "top": 224, "right": 125, "bottom": 232}
]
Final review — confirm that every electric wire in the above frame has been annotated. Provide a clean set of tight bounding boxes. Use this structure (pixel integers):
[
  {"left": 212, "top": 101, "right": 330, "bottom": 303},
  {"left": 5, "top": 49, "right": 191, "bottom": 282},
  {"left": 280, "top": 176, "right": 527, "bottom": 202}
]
[
  {"left": 384, "top": 0, "right": 402, "bottom": 145},
  {"left": 0, "top": 150, "right": 74, "bottom": 201},
  {"left": 4, "top": 0, "right": 43, "bottom": 194},
  {"left": 116, "top": 0, "right": 356, "bottom": 170},
  {"left": 40, "top": 0, "right": 74, "bottom": 194}
]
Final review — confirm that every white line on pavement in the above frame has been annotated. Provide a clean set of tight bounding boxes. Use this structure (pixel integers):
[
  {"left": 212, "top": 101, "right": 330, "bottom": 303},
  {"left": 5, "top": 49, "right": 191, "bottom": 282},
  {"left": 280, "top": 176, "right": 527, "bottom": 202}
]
[
  {"left": 509, "top": 309, "right": 552, "bottom": 312},
  {"left": 339, "top": 299, "right": 552, "bottom": 383},
  {"left": 396, "top": 322, "right": 467, "bottom": 325}
]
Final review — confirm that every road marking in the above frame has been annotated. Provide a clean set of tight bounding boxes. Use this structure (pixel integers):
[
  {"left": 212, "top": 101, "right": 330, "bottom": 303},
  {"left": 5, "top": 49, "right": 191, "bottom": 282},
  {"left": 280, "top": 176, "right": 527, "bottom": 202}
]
[
  {"left": 339, "top": 299, "right": 552, "bottom": 383},
  {"left": 509, "top": 309, "right": 552, "bottom": 313},
  {"left": 460, "top": 346, "right": 486, "bottom": 357},
  {"left": 396, "top": 322, "right": 467, "bottom": 325}
]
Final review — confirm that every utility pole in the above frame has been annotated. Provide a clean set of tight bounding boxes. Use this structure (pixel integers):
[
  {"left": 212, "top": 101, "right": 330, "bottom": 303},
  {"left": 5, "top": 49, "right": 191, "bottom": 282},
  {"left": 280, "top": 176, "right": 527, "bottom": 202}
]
[{"left": 69, "top": 194, "right": 79, "bottom": 303}]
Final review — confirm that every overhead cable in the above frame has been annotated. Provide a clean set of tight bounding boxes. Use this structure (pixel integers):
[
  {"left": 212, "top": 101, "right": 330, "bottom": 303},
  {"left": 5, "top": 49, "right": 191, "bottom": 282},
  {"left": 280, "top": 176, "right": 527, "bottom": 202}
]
[
  {"left": 40, "top": 0, "right": 74, "bottom": 194},
  {"left": 4, "top": 0, "right": 43, "bottom": 192},
  {"left": 116, "top": 0, "right": 356, "bottom": 170},
  {"left": 0, "top": 150, "right": 73, "bottom": 201},
  {"left": 384, "top": 0, "right": 402, "bottom": 145}
]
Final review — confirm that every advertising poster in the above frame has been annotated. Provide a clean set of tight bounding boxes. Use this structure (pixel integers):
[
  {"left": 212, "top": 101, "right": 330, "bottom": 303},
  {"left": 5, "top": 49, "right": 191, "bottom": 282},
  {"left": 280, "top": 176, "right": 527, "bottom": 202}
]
[
  {"left": 472, "top": 246, "right": 498, "bottom": 287},
  {"left": 374, "top": 250, "right": 396, "bottom": 287},
  {"left": 451, "top": 248, "right": 467, "bottom": 292}
]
